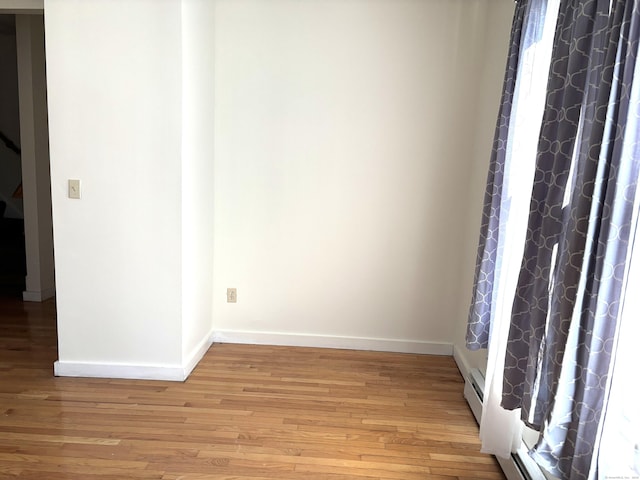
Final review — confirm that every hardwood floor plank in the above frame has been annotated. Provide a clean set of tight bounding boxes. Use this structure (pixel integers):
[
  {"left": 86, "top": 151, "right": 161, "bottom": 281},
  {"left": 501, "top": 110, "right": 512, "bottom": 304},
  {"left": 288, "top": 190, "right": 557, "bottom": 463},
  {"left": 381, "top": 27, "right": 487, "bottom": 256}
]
[{"left": 0, "top": 296, "right": 504, "bottom": 479}]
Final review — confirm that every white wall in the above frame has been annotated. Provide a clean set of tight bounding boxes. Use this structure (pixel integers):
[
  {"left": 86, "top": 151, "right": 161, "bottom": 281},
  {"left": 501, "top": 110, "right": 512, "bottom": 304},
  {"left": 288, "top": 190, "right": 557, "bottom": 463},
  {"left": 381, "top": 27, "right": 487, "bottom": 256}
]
[
  {"left": 211, "top": 0, "right": 502, "bottom": 353},
  {"left": 181, "top": 0, "right": 216, "bottom": 368},
  {"left": 452, "top": 0, "right": 515, "bottom": 376},
  {"left": 43, "top": 0, "right": 513, "bottom": 379},
  {"left": 46, "top": 0, "right": 217, "bottom": 379},
  {"left": 46, "top": 0, "right": 185, "bottom": 372}
]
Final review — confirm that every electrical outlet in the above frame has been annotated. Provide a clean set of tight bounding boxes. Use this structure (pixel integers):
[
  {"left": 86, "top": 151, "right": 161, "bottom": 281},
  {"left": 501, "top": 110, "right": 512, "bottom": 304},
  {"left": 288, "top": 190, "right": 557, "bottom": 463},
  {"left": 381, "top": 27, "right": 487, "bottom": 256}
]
[
  {"left": 68, "top": 179, "right": 81, "bottom": 199},
  {"left": 227, "top": 288, "right": 237, "bottom": 303}
]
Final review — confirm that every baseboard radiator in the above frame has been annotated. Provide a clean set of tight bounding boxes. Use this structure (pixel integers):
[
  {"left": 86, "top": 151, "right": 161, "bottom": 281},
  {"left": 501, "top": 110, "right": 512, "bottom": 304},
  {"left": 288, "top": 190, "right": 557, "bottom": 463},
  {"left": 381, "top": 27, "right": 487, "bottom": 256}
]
[{"left": 463, "top": 369, "right": 548, "bottom": 480}]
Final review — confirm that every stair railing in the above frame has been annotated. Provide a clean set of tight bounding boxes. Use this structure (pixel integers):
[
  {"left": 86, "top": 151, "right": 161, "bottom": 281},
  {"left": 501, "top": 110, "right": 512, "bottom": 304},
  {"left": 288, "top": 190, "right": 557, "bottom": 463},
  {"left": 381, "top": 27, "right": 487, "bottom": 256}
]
[{"left": 0, "top": 131, "right": 21, "bottom": 156}]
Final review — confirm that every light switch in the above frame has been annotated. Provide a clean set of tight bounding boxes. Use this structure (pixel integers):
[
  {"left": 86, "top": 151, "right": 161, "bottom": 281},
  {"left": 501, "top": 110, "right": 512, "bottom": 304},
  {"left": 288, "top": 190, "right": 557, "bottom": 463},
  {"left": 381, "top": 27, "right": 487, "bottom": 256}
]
[
  {"left": 68, "top": 179, "right": 81, "bottom": 199},
  {"left": 227, "top": 288, "right": 237, "bottom": 303}
]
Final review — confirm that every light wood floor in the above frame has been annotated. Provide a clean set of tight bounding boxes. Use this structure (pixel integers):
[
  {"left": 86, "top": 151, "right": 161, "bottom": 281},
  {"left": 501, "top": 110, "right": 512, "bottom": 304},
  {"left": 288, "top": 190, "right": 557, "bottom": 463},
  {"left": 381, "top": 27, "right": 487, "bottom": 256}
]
[{"left": 0, "top": 296, "right": 504, "bottom": 480}]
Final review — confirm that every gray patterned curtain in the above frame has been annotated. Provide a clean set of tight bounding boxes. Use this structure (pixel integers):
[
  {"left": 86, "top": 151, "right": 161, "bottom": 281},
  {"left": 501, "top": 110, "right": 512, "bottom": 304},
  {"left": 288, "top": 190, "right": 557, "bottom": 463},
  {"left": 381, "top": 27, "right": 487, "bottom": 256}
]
[
  {"left": 466, "top": 0, "right": 529, "bottom": 350},
  {"left": 467, "top": 0, "right": 640, "bottom": 479},
  {"left": 501, "top": 0, "right": 640, "bottom": 479}
]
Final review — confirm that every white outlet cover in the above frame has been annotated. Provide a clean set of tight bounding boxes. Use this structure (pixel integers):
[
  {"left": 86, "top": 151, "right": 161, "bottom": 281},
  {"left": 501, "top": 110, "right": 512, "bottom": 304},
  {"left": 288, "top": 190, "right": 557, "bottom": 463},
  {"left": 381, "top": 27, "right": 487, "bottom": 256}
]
[{"left": 68, "top": 179, "right": 81, "bottom": 199}]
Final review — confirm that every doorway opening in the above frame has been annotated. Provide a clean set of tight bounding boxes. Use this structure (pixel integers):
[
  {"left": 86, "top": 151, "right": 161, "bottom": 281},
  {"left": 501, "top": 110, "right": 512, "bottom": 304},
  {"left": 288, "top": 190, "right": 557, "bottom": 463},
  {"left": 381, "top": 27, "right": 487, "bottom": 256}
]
[
  {"left": 0, "top": 14, "right": 25, "bottom": 298},
  {"left": 0, "top": 10, "right": 56, "bottom": 350}
]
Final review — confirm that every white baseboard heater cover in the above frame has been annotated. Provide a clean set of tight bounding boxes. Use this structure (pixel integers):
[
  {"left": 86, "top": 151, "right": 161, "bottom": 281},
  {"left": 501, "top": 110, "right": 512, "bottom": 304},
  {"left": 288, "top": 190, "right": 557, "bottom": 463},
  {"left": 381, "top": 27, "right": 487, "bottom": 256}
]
[{"left": 463, "top": 369, "right": 548, "bottom": 480}]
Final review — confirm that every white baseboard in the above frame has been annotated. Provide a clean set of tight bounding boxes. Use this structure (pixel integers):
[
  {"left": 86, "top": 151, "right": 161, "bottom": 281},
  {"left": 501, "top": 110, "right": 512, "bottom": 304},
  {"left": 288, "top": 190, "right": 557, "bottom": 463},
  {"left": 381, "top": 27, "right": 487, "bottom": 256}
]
[
  {"left": 53, "top": 361, "right": 188, "bottom": 381},
  {"left": 52, "top": 332, "right": 448, "bottom": 382},
  {"left": 453, "top": 344, "right": 472, "bottom": 379},
  {"left": 211, "top": 330, "right": 453, "bottom": 355},
  {"left": 53, "top": 335, "right": 215, "bottom": 382},
  {"left": 183, "top": 332, "right": 214, "bottom": 378},
  {"left": 23, "top": 287, "right": 55, "bottom": 302}
]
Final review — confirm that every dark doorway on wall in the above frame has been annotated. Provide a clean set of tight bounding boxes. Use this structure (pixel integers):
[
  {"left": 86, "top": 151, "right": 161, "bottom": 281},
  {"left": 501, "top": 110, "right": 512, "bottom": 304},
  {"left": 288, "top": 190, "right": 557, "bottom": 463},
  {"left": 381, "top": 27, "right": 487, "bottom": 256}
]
[
  {"left": 0, "top": 215, "right": 26, "bottom": 297},
  {"left": 0, "top": 9, "right": 55, "bottom": 306},
  {"left": 0, "top": 14, "right": 26, "bottom": 298}
]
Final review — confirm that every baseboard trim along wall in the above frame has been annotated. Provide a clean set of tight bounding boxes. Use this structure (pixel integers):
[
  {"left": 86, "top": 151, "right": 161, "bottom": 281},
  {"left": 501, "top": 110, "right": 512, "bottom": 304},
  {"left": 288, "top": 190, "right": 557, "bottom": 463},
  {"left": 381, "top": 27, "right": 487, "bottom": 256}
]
[
  {"left": 53, "top": 334, "right": 449, "bottom": 381},
  {"left": 53, "top": 361, "right": 189, "bottom": 381},
  {"left": 23, "top": 287, "right": 56, "bottom": 302},
  {"left": 211, "top": 330, "right": 453, "bottom": 355},
  {"left": 53, "top": 337, "right": 214, "bottom": 382},
  {"left": 183, "top": 332, "right": 215, "bottom": 379}
]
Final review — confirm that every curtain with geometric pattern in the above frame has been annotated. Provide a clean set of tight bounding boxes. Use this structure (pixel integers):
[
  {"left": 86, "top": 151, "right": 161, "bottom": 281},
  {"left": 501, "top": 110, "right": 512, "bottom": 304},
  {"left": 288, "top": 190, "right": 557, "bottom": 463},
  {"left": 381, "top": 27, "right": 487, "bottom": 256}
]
[
  {"left": 467, "top": 0, "right": 640, "bottom": 479},
  {"left": 466, "top": 0, "right": 559, "bottom": 459},
  {"left": 465, "top": 0, "right": 529, "bottom": 353},
  {"left": 502, "top": 1, "right": 640, "bottom": 478}
]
